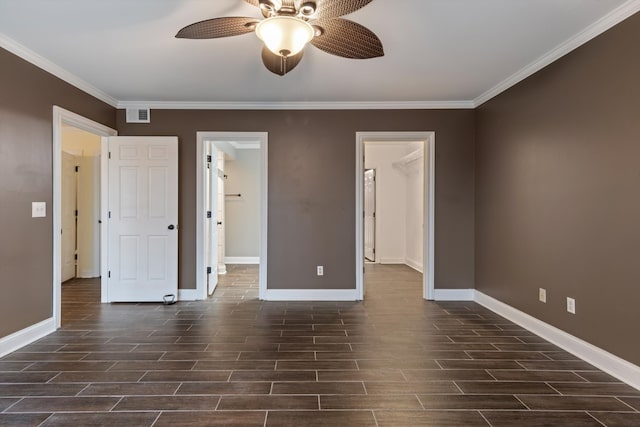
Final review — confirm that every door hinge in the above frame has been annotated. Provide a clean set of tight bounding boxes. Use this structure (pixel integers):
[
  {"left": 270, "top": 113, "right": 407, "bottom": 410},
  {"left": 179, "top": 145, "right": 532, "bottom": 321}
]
[
  {"left": 207, "top": 211, "right": 212, "bottom": 218},
  {"left": 373, "top": 248, "right": 376, "bottom": 254},
  {"left": 373, "top": 212, "right": 376, "bottom": 218},
  {"left": 108, "top": 211, "right": 111, "bottom": 219},
  {"left": 75, "top": 166, "right": 79, "bottom": 172},
  {"left": 108, "top": 151, "right": 111, "bottom": 159},
  {"left": 75, "top": 209, "right": 78, "bottom": 217},
  {"left": 108, "top": 271, "right": 111, "bottom": 278},
  {"left": 207, "top": 155, "right": 212, "bottom": 163},
  {"left": 74, "top": 254, "right": 78, "bottom": 260},
  {"left": 207, "top": 267, "right": 212, "bottom": 274}
]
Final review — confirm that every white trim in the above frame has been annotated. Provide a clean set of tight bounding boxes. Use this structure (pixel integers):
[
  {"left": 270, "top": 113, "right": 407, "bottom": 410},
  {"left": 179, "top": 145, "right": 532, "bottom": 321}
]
[
  {"left": 474, "top": 0, "right": 640, "bottom": 106},
  {"left": 475, "top": 291, "right": 640, "bottom": 391},
  {"left": 178, "top": 289, "right": 199, "bottom": 301},
  {"left": 434, "top": 289, "right": 475, "bottom": 301},
  {"left": 378, "top": 258, "right": 406, "bottom": 264},
  {"left": 224, "top": 257, "right": 260, "bottom": 264},
  {"left": 0, "top": 33, "right": 117, "bottom": 107},
  {"left": 264, "top": 289, "right": 358, "bottom": 301},
  {"left": 356, "top": 132, "right": 435, "bottom": 301},
  {"left": 53, "top": 107, "right": 117, "bottom": 329},
  {"left": 405, "top": 258, "right": 423, "bottom": 273},
  {"left": 196, "top": 132, "right": 268, "bottom": 301},
  {"left": 118, "top": 101, "right": 474, "bottom": 111},
  {"left": 0, "top": 318, "right": 56, "bottom": 358}
]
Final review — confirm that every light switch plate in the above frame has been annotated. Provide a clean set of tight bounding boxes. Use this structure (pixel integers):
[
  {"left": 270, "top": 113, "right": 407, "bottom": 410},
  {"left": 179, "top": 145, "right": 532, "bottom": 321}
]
[{"left": 32, "top": 202, "right": 46, "bottom": 218}]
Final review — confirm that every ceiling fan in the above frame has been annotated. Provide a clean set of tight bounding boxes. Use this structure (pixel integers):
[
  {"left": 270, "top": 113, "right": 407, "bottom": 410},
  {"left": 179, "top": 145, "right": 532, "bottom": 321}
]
[{"left": 176, "top": 0, "right": 384, "bottom": 76}]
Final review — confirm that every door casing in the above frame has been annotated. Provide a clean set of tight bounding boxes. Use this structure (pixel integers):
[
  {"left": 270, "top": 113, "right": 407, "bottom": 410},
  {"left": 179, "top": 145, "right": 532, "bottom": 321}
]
[
  {"left": 355, "top": 131, "right": 435, "bottom": 301},
  {"left": 52, "top": 106, "right": 117, "bottom": 328},
  {"left": 196, "top": 132, "right": 268, "bottom": 300}
]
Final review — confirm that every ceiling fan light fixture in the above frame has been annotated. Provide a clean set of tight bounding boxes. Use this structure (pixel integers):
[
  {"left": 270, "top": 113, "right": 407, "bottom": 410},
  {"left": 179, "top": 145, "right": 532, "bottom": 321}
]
[{"left": 255, "top": 16, "right": 314, "bottom": 57}]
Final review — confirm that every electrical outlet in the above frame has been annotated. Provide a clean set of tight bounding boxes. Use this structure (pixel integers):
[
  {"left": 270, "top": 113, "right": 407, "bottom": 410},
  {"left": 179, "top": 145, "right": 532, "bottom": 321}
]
[
  {"left": 567, "top": 297, "right": 576, "bottom": 314},
  {"left": 539, "top": 288, "right": 547, "bottom": 303},
  {"left": 317, "top": 266, "right": 324, "bottom": 276}
]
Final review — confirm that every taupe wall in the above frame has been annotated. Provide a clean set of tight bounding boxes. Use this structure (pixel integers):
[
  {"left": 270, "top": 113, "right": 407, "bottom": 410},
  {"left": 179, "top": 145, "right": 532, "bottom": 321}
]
[
  {"left": 476, "top": 12, "right": 640, "bottom": 365},
  {"left": 225, "top": 149, "right": 261, "bottom": 258},
  {"left": 0, "top": 48, "right": 115, "bottom": 338},
  {"left": 117, "top": 110, "right": 475, "bottom": 291}
]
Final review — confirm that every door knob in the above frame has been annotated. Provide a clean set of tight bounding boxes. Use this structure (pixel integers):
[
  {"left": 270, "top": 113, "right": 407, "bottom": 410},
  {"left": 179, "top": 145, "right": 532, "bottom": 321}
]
[
  {"left": 168, "top": 224, "right": 175, "bottom": 230},
  {"left": 217, "top": 221, "right": 222, "bottom": 225}
]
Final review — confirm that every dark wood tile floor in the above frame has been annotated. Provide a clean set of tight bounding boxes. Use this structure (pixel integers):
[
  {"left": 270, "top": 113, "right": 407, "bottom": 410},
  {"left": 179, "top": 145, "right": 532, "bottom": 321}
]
[{"left": 1, "top": 264, "right": 638, "bottom": 426}]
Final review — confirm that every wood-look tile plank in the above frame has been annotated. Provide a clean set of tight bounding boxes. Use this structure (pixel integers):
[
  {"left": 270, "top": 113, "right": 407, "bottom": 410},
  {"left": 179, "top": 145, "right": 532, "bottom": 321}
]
[
  {"left": 0, "top": 384, "right": 87, "bottom": 397},
  {"left": 321, "top": 395, "right": 422, "bottom": 410},
  {"left": 276, "top": 361, "right": 358, "bottom": 370},
  {"left": 229, "top": 370, "right": 315, "bottom": 382},
  {"left": 364, "top": 381, "right": 459, "bottom": 395},
  {"left": 620, "top": 396, "right": 640, "bottom": 411},
  {"left": 590, "top": 412, "right": 640, "bottom": 426},
  {"left": 272, "top": 382, "right": 366, "bottom": 395},
  {"left": 109, "top": 361, "right": 195, "bottom": 371},
  {"left": 402, "top": 369, "right": 494, "bottom": 381},
  {"left": 78, "top": 382, "right": 180, "bottom": 396},
  {"left": 8, "top": 397, "right": 120, "bottom": 412},
  {"left": 549, "top": 382, "right": 640, "bottom": 396},
  {"left": 457, "top": 381, "right": 558, "bottom": 395},
  {"left": 481, "top": 411, "right": 603, "bottom": 427},
  {"left": 49, "top": 371, "right": 145, "bottom": 383},
  {"left": 219, "top": 395, "right": 319, "bottom": 410},
  {"left": 0, "top": 413, "right": 52, "bottom": 426},
  {"left": 417, "top": 394, "right": 526, "bottom": 410},
  {"left": 487, "top": 369, "right": 586, "bottom": 382},
  {"left": 40, "top": 412, "right": 159, "bottom": 427},
  {"left": 516, "top": 395, "right": 633, "bottom": 411},
  {"left": 0, "top": 373, "right": 58, "bottom": 383},
  {"left": 141, "top": 370, "right": 231, "bottom": 382},
  {"left": 113, "top": 395, "right": 220, "bottom": 411},
  {"left": 154, "top": 411, "right": 266, "bottom": 427},
  {"left": 24, "top": 361, "right": 114, "bottom": 372},
  {"left": 375, "top": 410, "right": 490, "bottom": 426},
  {"left": 266, "top": 410, "right": 376, "bottom": 427},
  {"left": 177, "top": 382, "right": 271, "bottom": 395}
]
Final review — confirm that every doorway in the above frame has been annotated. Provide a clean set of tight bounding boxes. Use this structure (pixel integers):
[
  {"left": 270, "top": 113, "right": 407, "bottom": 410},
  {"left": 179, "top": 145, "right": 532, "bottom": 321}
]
[
  {"left": 196, "top": 132, "right": 268, "bottom": 300},
  {"left": 355, "top": 132, "right": 435, "bottom": 301},
  {"left": 61, "top": 127, "right": 102, "bottom": 282},
  {"left": 52, "top": 106, "right": 117, "bottom": 328}
]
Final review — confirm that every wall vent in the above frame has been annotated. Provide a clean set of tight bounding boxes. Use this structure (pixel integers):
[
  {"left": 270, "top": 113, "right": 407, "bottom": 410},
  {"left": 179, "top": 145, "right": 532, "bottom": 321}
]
[{"left": 126, "top": 107, "right": 151, "bottom": 123}]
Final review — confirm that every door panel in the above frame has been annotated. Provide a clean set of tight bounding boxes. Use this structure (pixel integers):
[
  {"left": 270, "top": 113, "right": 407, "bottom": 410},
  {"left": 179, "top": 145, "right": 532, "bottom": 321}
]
[
  {"left": 107, "top": 136, "right": 178, "bottom": 302},
  {"left": 207, "top": 145, "right": 219, "bottom": 295},
  {"left": 364, "top": 169, "right": 376, "bottom": 262},
  {"left": 61, "top": 151, "right": 77, "bottom": 282}
]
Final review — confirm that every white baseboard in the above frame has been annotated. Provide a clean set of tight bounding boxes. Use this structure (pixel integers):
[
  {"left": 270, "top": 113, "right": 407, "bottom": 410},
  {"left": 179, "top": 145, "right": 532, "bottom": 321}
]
[
  {"left": 264, "top": 289, "right": 358, "bottom": 301},
  {"left": 224, "top": 257, "right": 259, "bottom": 265},
  {"left": 406, "top": 258, "right": 423, "bottom": 273},
  {"left": 475, "top": 291, "right": 640, "bottom": 391},
  {"left": 379, "top": 258, "right": 405, "bottom": 264},
  {"left": 178, "top": 289, "right": 199, "bottom": 301},
  {"left": 434, "top": 288, "right": 475, "bottom": 301},
  {"left": 0, "top": 318, "right": 56, "bottom": 358}
]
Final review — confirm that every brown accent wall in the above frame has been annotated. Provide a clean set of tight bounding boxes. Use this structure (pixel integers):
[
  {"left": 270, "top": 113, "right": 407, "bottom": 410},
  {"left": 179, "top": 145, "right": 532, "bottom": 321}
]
[
  {"left": 0, "top": 48, "right": 115, "bottom": 338},
  {"left": 117, "top": 109, "right": 475, "bottom": 291},
  {"left": 476, "top": 12, "right": 640, "bottom": 364}
]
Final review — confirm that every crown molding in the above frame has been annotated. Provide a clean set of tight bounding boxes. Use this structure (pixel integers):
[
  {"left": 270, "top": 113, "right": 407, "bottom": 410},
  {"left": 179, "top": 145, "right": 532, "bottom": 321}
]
[
  {"left": 116, "top": 100, "right": 476, "bottom": 110},
  {"left": 474, "top": 0, "right": 640, "bottom": 107},
  {"left": 0, "top": 32, "right": 118, "bottom": 108}
]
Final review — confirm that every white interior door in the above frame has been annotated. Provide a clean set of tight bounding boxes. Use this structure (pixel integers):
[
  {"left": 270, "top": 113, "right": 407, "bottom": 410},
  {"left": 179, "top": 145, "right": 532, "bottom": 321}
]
[
  {"left": 207, "top": 145, "right": 219, "bottom": 295},
  {"left": 61, "top": 151, "right": 77, "bottom": 282},
  {"left": 364, "top": 169, "right": 376, "bottom": 262},
  {"left": 106, "top": 136, "right": 178, "bottom": 302}
]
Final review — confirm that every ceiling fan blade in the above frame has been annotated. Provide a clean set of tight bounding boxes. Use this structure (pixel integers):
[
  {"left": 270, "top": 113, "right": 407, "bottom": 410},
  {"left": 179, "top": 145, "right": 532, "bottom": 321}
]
[
  {"left": 176, "top": 17, "right": 260, "bottom": 39},
  {"left": 299, "top": 0, "right": 373, "bottom": 19},
  {"left": 311, "top": 18, "right": 384, "bottom": 59},
  {"left": 261, "top": 46, "right": 304, "bottom": 76}
]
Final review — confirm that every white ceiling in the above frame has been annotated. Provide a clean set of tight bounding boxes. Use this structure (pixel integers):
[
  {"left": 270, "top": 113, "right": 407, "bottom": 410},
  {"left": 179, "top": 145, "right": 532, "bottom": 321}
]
[{"left": 0, "top": 0, "right": 637, "bottom": 108}]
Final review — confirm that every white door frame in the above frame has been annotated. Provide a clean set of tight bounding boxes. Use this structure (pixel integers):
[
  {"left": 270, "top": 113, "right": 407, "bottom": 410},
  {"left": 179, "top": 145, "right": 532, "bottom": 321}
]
[
  {"left": 355, "top": 131, "right": 435, "bottom": 300},
  {"left": 196, "top": 132, "right": 268, "bottom": 300},
  {"left": 52, "top": 106, "right": 117, "bottom": 328}
]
